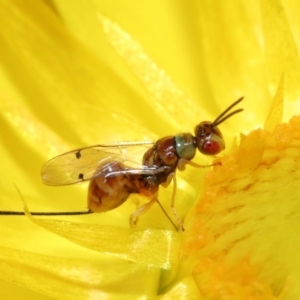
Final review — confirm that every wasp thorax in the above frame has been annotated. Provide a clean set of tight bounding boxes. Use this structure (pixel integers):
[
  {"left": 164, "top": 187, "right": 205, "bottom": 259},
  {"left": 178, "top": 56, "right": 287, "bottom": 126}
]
[{"left": 194, "top": 121, "right": 225, "bottom": 155}]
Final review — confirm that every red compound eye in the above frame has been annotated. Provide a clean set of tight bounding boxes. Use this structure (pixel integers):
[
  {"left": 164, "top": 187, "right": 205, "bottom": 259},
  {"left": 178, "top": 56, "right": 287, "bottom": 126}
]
[
  {"left": 197, "top": 132, "right": 225, "bottom": 155},
  {"left": 202, "top": 140, "right": 222, "bottom": 155}
]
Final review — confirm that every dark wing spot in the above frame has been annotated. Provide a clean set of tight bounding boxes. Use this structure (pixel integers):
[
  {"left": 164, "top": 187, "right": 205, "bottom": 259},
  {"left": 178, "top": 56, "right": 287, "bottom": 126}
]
[
  {"left": 76, "top": 151, "right": 81, "bottom": 159},
  {"left": 78, "top": 173, "right": 84, "bottom": 180}
]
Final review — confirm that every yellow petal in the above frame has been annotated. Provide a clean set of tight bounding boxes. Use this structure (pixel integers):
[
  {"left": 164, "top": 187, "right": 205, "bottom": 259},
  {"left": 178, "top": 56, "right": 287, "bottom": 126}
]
[
  {"left": 0, "top": 246, "right": 161, "bottom": 300},
  {"left": 264, "top": 74, "right": 284, "bottom": 131},
  {"left": 20, "top": 195, "right": 180, "bottom": 270}
]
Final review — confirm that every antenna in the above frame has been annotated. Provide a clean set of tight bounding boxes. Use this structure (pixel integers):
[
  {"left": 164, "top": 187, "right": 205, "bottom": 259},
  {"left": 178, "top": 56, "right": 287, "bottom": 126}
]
[{"left": 212, "top": 97, "right": 244, "bottom": 127}]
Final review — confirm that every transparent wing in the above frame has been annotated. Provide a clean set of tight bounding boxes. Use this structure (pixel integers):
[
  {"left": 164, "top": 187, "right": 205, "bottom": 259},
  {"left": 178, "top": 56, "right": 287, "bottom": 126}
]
[{"left": 41, "top": 141, "right": 167, "bottom": 186}]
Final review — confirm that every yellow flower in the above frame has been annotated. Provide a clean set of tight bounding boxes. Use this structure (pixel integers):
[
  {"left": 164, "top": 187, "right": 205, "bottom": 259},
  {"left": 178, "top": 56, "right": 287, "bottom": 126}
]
[{"left": 0, "top": 1, "right": 300, "bottom": 299}]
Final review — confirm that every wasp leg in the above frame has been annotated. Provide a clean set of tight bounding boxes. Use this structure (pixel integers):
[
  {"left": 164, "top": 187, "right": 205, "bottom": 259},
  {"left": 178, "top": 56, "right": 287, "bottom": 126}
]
[
  {"left": 129, "top": 197, "right": 157, "bottom": 227},
  {"left": 130, "top": 196, "right": 178, "bottom": 230},
  {"left": 131, "top": 197, "right": 140, "bottom": 211},
  {"left": 161, "top": 171, "right": 174, "bottom": 188},
  {"left": 177, "top": 158, "right": 221, "bottom": 171},
  {"left": 164, "top": 172, "right": 184, "bottom": 231}
]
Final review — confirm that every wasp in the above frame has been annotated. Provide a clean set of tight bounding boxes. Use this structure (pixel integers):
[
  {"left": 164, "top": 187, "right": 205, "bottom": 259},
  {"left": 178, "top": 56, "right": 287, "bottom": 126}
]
[{"left": 2, "top": 97, "right": 243, "bottom": 231}]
